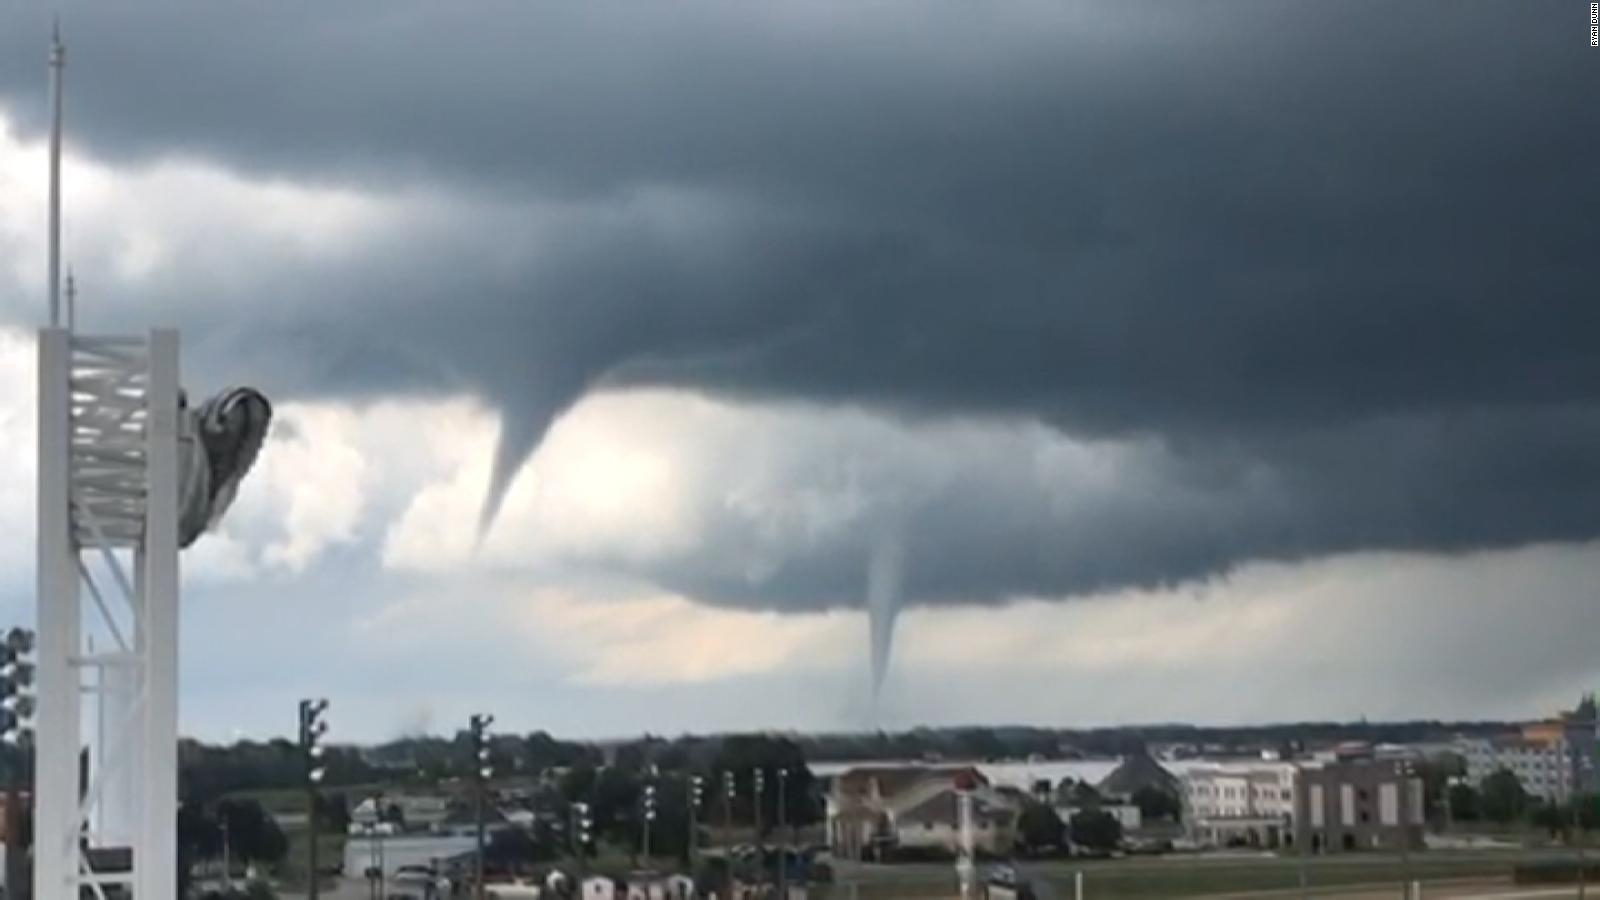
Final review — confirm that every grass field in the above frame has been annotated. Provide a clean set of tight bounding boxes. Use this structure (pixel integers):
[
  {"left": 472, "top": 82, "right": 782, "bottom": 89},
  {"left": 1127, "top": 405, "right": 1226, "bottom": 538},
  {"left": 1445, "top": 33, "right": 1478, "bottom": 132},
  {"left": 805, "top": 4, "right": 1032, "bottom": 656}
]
[{"left": 823, "top": 851, "right": 1560, "bottom": 899}]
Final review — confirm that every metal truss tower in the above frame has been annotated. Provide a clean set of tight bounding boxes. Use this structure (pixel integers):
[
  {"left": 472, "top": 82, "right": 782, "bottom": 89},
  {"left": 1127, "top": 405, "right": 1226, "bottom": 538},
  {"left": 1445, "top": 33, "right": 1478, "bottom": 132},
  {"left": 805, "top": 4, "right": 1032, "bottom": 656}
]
[{"left": 34, "top": 31, "right": 182, "bottom": 900}]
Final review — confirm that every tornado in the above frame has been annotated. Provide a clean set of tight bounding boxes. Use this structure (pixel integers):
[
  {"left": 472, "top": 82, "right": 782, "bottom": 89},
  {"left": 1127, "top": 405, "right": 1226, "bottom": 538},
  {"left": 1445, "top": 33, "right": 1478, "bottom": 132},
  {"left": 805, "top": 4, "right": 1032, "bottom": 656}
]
[{"left": 866, "top": 530, "right": 905, "bottom": 702}]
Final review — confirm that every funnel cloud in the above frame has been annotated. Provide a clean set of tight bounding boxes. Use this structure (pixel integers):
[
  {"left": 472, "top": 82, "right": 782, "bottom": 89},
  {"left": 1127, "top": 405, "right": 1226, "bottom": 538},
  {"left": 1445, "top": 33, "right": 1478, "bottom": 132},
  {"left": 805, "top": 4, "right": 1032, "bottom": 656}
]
[
  {"left": 0, "top": 2, "right": 1594, "bottom": 639},
  {"left": 867, "top": 530, "right": 905, "bottom": 700}
]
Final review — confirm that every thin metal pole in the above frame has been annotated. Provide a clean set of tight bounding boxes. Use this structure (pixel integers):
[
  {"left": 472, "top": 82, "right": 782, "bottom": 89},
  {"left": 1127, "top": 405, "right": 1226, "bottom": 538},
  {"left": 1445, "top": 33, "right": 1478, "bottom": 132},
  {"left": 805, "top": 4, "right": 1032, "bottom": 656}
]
[
  {"left": 308, "top": 782, "right": 320, "bottom": 900},
  {"left": 1576, "top": 770, "right": 1587, "bottom": 900},
  {"left": 222, "top": 815, "right": 231, "bottom": 892},
  {"left": 1297, "top": 775, "right": 1309, "bottom": 900},
  {"left": 475, "top": 776, "right": 486, "bottom": 900},
  {"left": 754, "top": 770, "right": 764, "bottom": 843},
  {"left": 1398, "top": 764, "right": 1412, "bottom": 900},
  {"left": 47, "top": 28, "right": 63, "bottom": 327},
  {"left": 777, "top": 770, "right": 788, "bottom": 900},
  {"left": 688, "top": 780, "right": 699, "bottom": 866}
]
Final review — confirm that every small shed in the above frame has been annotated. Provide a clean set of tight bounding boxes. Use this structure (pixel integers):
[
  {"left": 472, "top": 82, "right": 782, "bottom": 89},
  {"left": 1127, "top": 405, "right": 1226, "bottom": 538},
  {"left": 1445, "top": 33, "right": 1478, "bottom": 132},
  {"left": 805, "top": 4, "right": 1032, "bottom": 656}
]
[{"left": 583, "top": 876, "right": 618, "bottom": 900}]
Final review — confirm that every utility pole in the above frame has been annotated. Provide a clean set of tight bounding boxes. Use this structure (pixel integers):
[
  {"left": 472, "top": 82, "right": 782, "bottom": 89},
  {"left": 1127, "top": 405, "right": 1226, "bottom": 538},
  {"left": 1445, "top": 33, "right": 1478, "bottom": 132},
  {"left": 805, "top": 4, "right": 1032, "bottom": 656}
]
[
  {"left": 571, "top": 801, "right": 592, "bottom": 875},
  {"left": 641, "top": 780, "right": 657, "bottom": 862},
  {"left": 777, "top": 768, "right": 789, "bottom": 900},
  {"left": 753, "top": 768, "right": 765, "bottom": 845},
  {"left": 1574, "top": 740, "right": 1588, "bottom": 900},
  {"left": 688, "top": 776, "right": 705, "bottom": 868},
  {"left": 1295, "top": 768, "right": 1309, "bottom": 900},
  {"left": 221, "top": 815, "right": 231, "bottom": 893},
  {"left": 1398, "top": 761, "right": 1413, "bottom": 900},
  {"left": 469, "top": 713, "right": 494, "bottom": 900},
  {"left": 299, "top": 699, "right": 330, "bottom": 900},
  {"left": 723, "top": 770, "right": 736, "bottom": 845}
]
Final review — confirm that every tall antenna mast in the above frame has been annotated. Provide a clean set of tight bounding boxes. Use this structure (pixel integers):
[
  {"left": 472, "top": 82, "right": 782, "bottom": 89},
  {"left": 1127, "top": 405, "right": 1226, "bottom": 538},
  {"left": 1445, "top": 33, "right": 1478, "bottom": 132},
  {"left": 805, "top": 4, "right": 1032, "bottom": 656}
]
[{"left": 47, "top": 23, "right": 64, "bottom": 327}]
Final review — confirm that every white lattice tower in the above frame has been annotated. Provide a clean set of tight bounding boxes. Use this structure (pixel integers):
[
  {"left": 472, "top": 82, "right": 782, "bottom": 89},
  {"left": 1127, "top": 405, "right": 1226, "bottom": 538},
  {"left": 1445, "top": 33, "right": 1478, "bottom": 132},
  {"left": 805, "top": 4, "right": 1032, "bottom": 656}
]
[{"left": 36, "top": 328, "right": 180, "bottom": 900}]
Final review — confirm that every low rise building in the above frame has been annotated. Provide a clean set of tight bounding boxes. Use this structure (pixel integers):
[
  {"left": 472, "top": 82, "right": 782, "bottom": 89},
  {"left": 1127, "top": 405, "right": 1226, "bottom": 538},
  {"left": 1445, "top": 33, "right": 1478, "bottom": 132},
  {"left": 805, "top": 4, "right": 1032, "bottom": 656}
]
[
  {"left": 826, "top": 765, "right": 1019, "bottom": 860},
  {"left": 1180, "top": 761, "right": 1298, "bottom": 848},
  {"left": 1296, "top": 757, "right": 1423, "bottom": 853},
  {"left": 1182, "top": 750, "right": 1423, "bottom": 854},
  {"left": 1457, "top": 695, "right": 1600, "bottom": 802}
]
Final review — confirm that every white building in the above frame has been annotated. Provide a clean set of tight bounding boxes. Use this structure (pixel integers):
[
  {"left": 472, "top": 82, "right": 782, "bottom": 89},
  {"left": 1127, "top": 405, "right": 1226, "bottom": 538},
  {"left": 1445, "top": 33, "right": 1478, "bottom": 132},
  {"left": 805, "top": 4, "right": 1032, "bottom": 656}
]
[
  {"left": 1458, "top": 736, "right": 1576, "bottom": 802},
  {"left": 1180, "top": 761, "right": 1299, "bottom": 848}
]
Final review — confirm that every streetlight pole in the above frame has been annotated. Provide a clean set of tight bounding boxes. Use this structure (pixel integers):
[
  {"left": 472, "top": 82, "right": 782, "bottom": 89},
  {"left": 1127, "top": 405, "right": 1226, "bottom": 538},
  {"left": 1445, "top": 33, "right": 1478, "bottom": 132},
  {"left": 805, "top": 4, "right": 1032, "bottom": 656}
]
[
  {"left": 299, "top": 699, "right": 330, "bottom": 900},
  {"left": 572, "top": 801, "right": 592, "bottom": 876},
  {"left": 777, "top": 768, "right": 789, "bottom": 900},
  {"left": 643, "top": 780, "right": 659, "bottom": 863},
  {"left": 470, "top": 713, "right": 495, "bottom": 900},
  {"left": 1572, "top": 741, "right": 1587, "bottom": 900},
  {"left": 1398, "top": 761, "right": 1413, "bottom": 900},
  {"left": 1, "top": 627, "right": 36, "bottom": 900},
  {"left": 753, "top": 768, "right": 765, "bottom": 845},
  {"left": 221, "top": 815, "right": 231, "bottom": 893},
  {"left": 723, "top": 770, "right": 736, "bottom": 845},
  {"left": 689, "top": 776, "right": 704, "bottom": 869}
]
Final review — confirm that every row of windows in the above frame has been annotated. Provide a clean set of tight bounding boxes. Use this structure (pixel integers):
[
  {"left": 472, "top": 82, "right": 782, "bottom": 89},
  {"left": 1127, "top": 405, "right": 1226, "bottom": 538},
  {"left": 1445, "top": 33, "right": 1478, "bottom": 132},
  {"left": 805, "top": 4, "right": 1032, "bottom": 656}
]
[{"left": 1188, "top": 785, "right": 1294, "bottom": 801}]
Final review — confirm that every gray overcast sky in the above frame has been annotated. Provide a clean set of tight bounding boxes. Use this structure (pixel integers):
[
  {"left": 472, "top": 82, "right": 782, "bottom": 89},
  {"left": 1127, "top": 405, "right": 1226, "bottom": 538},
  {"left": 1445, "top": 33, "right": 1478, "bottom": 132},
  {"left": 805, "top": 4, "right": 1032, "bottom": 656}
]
[{"left": 0, "top": 2, "right": 1595, "bottom": 742}]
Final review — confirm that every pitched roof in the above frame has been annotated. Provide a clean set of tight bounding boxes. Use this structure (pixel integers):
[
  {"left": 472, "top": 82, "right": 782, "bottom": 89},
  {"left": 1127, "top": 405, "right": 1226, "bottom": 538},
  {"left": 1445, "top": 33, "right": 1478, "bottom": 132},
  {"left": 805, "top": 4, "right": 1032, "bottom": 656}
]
[
  {"left": 895, "top": 787, "right": 1019, "bottom": 827},
  {"left": 831, "top": 766, "right": 987, "bottom": 802},
  {"left": 1096, "top": 751, "right": 1179, "bottom": 797}
]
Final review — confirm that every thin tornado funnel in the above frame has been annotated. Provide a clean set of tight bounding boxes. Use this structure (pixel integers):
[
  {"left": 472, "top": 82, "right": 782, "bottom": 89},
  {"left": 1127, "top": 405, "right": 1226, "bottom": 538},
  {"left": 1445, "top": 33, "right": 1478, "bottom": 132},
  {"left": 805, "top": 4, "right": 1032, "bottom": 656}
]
[{"left": 866, "top": 530, "right": 905, "bottom": 703}]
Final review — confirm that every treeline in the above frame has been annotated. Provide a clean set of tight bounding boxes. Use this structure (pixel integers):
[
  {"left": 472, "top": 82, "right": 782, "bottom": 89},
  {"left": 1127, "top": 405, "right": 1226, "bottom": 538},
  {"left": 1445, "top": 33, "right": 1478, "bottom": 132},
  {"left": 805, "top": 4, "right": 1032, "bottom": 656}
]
[
  {"left": 173, "top": 719, "right": 1519, "bottom": 804},
  {"left": 792, "top": 720, "right": 1515, "bottom": 762}
]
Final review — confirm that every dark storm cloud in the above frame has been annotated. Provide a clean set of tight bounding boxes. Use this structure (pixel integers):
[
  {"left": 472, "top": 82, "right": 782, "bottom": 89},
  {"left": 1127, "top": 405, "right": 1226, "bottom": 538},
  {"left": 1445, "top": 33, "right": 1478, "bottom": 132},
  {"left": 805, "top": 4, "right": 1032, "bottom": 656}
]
[{"left": 0, "top": 1, "right": 1596, "bottom": 608}]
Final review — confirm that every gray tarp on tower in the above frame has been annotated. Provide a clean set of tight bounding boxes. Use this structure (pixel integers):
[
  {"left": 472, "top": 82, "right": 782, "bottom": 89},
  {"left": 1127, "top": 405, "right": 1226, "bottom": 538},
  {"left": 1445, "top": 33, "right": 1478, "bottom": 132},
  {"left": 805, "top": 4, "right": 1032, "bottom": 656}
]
[{"left": 177, "top": 387, "right": 271, "bottom": 548}]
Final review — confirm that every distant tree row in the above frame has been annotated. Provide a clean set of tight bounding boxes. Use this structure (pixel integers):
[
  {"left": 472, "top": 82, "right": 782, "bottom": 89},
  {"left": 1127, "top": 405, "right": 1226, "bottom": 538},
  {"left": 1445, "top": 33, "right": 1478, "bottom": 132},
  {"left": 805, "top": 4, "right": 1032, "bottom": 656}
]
[
  {"left": 554, "top": 734, "right": 822, "bottom": 861},
  {"left": 1446, "top": 768, "right": 1600, "bottom": 835},
  {"left": 1017, "top": 802, "right": 1122, "bottom": 855}
]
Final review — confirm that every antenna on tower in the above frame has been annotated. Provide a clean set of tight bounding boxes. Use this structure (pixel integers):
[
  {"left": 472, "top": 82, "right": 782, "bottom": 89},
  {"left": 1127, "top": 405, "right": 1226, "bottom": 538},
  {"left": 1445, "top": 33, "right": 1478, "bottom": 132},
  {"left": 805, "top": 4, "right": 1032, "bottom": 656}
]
[{"left": 47, "top": 24, "right": 65, "bottom": 328}]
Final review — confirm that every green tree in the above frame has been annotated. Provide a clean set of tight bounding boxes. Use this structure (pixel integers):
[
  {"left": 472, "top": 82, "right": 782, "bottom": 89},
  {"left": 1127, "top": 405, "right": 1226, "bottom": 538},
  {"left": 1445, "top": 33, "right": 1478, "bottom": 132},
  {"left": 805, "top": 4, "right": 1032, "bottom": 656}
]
[
  {"left": 1479, "top": 769, "right": 1528, "bottom": 824},
  {"left": 1017, "top": 802, "right": 1065, "bottom": 853},
  {"left": 1531, "top": 801, "right": 1569, "bottom": 837},
  {"left": 1447, "top": 783, "right": 1479, "bottom": 822},
  {"left": 1130, "top": 785, "right": 1180, "bottom": 822},
  {"left": 1577, "top": 793, "right": 1600, "bottom": 831},
  {"left": 710, "top": 735, "right": 819, "bottom": 830},
  {"left": 315, "top": 792, "right": 350, "bottom": 834},
  {"left": 217, "top": 799, "right": 289, "bottom": 866},
  {"left": 381, "top": 802, "right": 406, "bottom": 828},
  {"left": 1069, "top": 808, "right": 1122, "bottom": 853}
]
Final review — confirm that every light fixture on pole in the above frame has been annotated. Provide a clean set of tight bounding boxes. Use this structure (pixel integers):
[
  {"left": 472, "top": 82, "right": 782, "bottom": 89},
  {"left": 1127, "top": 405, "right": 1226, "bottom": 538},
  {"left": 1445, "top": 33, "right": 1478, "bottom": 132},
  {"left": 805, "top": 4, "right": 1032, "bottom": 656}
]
[
  {"left": 0, "top": 628, "right": 37, "bottom": 744},
  {"left": 753, "top": 768, "right": 765, "bottom": 843},
  {"left": 641, "top": 781, "right": 658, "bottom": 861},
  {"left": 469, "top": 713, "right": 494, "bottom": 900},
  {"left": 777, "top": 768, "right": 791, "bottom": 897},
  {"left": 299, "top": 698, "right": 330, "bottom": 900},
  {"left": 1, "top": 627, "right": 35, "bottom": 900},
  {"left": 688, "top": 775, "right": 705, "bottom": 864},
  {"left": 572, "top": 801, "right": 593, "bottom": 873}
]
